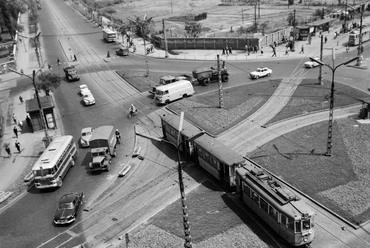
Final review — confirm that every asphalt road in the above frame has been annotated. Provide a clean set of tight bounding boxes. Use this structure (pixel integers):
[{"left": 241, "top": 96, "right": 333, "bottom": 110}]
[{"left": 1, "top": 0, "right": 370, "bottom": 247}]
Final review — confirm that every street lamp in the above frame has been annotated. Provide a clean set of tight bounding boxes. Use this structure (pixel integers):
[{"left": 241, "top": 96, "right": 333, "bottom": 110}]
[
  {"left": 142, "top": 112, "right": 205, "bottom": 248},
  {"left": 309, "top": 54, "right": 359, "bottom": 156},
  {"left": 9, "top": 67, "right": 51, "bottom": 147}
]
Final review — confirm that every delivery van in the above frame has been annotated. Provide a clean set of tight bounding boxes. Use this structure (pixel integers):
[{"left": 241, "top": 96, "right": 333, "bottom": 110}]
[{"left": 154, "top": 80, "right": 194, "bottom": 104}]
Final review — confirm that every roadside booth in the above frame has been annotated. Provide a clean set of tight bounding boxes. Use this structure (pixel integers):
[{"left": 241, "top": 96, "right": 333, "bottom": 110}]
[{"left": 26, "top": 95, "right": 56, "bottom": 131}]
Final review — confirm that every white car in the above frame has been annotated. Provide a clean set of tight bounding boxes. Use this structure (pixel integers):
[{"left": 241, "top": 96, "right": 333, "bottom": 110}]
[
  {"left": 250, "top": 67, "right": 272, "bottom": 79},
  {"left": 304, "top": 58, "right": 321, "bottom": 68},
  {"left": 78, "top": 84, "right": 89, "bottom": 95},
  {"left": 80, "top": 127, "right": 93, "bottom": 147},
  {"left": 82, "top": 92, "right": 95, "bottom": 106}
]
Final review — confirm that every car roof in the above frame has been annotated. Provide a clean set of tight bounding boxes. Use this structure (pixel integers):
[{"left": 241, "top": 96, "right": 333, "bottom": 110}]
[
  {"left": 81, "top": 127, "right": 92, "bottom": 133},
  {"left": 79, "top": 84, "right": 88, "bottom": 89},
  {"left": 59, "top": 193, "right": 79, "bottom": 203}
]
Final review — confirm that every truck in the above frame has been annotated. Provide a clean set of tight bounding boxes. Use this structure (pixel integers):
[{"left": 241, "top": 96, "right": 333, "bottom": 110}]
[
  {"left": 63, "top": 65, "right": 80, "bottom": 82},
  {"left": 116, "top": 47, "right": 129, "bottom": 56},
  {"left": 103, "top": 28, "right": 117, "bottom": 43},
  {"left": 88, "top": 125, "right": 117, "bottom": 172},
  {"left": 149, "top": 74, "right": 192, "bottom": 96},
  {"left": 192, "top": 66, "right": 229, "bottom": 86}
]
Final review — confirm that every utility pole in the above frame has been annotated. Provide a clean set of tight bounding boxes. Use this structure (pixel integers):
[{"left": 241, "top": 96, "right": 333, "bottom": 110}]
[
  {"left": 344, "top": 0, "right": 348, "bottom": 33},
  {"left": 318, "top": 35, "right": 323, "bottom": 85},
  {"left": 254, "top": 1, "right": 257, "bottom": 32},
  {"left": 292, "top": 9, "right": 296, "bottom": 52},
  {"left": 356, "top": 3, "right": 365, "bottom": 66},
  {"left": 217, "top": 55, "right": 224, "bottom": 109},
  {"left": 258, "top": 0, "right": 260, "bottom": 18},
  {"left": 162, "top": 19, "right": 169, "bottom": 58}
]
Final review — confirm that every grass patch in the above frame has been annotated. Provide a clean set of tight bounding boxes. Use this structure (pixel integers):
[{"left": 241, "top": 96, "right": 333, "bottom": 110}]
[{"left": 248, "top": 116, "right": 370, "bottom": 225}]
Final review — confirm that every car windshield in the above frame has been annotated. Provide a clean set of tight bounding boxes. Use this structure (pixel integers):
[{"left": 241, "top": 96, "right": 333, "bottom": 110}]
[
  {"left": 82, "top": 132, "right": 91, "bottom": 137},
  {"left": 60, "top": 202, "right": 74, "bottom": 209}
]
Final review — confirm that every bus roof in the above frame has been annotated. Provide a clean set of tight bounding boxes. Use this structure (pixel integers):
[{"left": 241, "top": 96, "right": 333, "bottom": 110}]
[
  {"left": 32, "top": 135, "right": 73, "bottom": 170},
  {"left": 103, "top": 27, "right": 116, "bottom": 34},
  {"left": 194, "top": 134, "right": 245, "bottom": 166}
]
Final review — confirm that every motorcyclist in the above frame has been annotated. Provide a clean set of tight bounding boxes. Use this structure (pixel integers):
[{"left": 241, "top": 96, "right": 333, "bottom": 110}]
[
  {"left": 129, "top": 104, "right": 136, "bottom": 115},
  {"left": 115, "top": 129, "right": 121, "bottom": 143}
]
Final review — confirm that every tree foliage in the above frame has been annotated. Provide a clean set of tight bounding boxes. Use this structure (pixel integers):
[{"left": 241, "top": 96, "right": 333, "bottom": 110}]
[
  {"left": 0, "top": 0, "right": 28, "bottom": 39},
  {"left": 127, "top": 15, "right": 154, "bottom": 39},
  {"left": 185, "top": 22, "right": 202, "bottom": 37},
  {"left": 37, "top": 72, "right": 62, "bottom": 95}
]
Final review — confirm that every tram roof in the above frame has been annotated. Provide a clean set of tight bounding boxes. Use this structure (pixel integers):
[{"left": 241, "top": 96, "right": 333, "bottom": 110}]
[
  {"left": 161, "top": 113, "right": 203, "bottom": 138},
  {"left": 194, "top": 134, "right": 245, "bottom": 166}
]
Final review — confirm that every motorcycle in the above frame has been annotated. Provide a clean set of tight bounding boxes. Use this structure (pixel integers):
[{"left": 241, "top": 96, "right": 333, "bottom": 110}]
[{"left": 128, "top": 109, "right": 137, "bottom": 118}]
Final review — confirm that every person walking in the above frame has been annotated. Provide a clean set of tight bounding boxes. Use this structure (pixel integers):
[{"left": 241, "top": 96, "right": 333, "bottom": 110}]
[
  {"left": 229, "top": 46, "right": 232, "bottom": 54},
  {"left": 299, "top": 45, "right": 304, "bottom": 54},
  {"left": 346, "top": 45, "right": 349, "bottom": 53},
  {"left": 272, "top": 47, "right": 277, "bottom": 57},
  {"left": 26, "top": 115, "right": 32, "bottom": 128},
  {"left": 19, "top": 96, "right": 23, "bottom": 103},
  {"left": 15, "top": 140, "right": 21, "bottom": 153},
  {"left": 5, "top": 145, "right": 11, "bottom": 157},
  {"left": 260, "top": 46, "right": 263, "bottom": 55},
  {"left": 285, "top": 47, "right": 289, "bottom": 55},
  {"left": 74, "top": 54, "right": 77, "bottom": 61},
  {"left": 48, "top": 64, "right": 52, "bottom": 70},
  {"left": 12, "top": 113, "right": 17, "bottom": 124},
  {"left": 13, "top": 126, "right": 18, "bottom": 138},
  {"left": 57, "top": 58, "right": 61, "bottom": 65}
]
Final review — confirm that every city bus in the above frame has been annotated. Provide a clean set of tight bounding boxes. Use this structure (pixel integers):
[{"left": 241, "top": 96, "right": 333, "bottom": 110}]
[
  {"left": 103, "top": 27, "right": 117, "bottom": 42},
  {"left": 32, "top": 135, "right": 77, "bottom": 189}
]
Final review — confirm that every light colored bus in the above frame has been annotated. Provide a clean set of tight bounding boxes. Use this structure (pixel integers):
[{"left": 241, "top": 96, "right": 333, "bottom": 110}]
[
  {"left": 32, "top": 135, "right": 77, "bottom": 189},
  {"left": 103, "top": 27, "right": 117, "bottom": 42}
]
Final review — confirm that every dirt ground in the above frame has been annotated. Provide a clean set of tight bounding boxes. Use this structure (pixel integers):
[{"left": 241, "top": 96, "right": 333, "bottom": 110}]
[{"left": 97, "top": 0, "right": 341, "bottom": 36}]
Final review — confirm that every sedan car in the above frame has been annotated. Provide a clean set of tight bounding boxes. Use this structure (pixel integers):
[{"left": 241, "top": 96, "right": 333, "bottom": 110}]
[
  {"left": 54, "top": 192, "right": 83, "bottom": 225},
  {"left": 304, "top": 57, "right": 321, "bottom": 68},
  {"left": 82, "top": 92, "right": 95, "bottom": 106},
  {"left": 80, "top": 127, "right": 93, "bottom": 147},
  {"left": 78, "top": 84, "right": 89, "bottom": 95},
  {"left": 250, "top": 67, "right": 272, "bottom": 79}
]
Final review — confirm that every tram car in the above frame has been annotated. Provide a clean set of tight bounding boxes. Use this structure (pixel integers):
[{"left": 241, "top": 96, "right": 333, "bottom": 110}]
[
  {"left": 348, "top": 27, "right": 370, "bottom": 46},
  {"left": 161, "top": 114, "right": 245, "bottom": 190},
  {"left": 236, "top": 159, "right": 315, "bottom": 247}
]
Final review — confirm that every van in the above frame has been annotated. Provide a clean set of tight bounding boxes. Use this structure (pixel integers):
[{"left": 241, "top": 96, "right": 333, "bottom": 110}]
[{"left": 154, "top": 80, "right": 194, "bottom": 104}]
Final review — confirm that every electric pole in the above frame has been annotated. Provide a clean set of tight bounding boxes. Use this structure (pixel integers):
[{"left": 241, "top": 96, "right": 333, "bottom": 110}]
[
  {"left": 356, "top": 3, "right": 365, "bottom": 66},
  {"left": 318, "top": 35, "right": 323, "bottom": 85},
  {"left": 162, "top": 19, "right": 169, "bottom": 58},
  {"left": 217, "top": 55, "right": 224, "bottom": 109}
]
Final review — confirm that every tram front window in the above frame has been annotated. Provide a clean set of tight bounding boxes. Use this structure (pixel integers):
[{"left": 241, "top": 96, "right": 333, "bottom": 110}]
[{"left": 302, "top": 219, "right": 311, "bottom": 230}]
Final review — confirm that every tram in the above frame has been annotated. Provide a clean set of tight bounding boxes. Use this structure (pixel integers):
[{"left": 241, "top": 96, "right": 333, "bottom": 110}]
[
  {"left": 348, "top": 27, "right": 370, "bottom": 46},
  {"left": 161, "top": 114, "right": 245, "bottom": 190},
  {"left": 236, "top": 159, "right": 315, "bottom": 247}
]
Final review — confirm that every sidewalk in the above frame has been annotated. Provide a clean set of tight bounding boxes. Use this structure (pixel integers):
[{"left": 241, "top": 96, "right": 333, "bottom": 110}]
[{"left": 0, "top": 12, "right": 60, "bottom": 205}]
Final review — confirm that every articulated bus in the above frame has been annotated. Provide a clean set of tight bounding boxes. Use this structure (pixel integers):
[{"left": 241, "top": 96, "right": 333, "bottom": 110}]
[
  {"left": 236, "top": 159, "right": 315, "bottom": 247},
  {"left": 32, "top": 135, "right": 77, "bottom": 189},
  {"left": 103, "top": 27, "right": 117, "bottom": 43}
]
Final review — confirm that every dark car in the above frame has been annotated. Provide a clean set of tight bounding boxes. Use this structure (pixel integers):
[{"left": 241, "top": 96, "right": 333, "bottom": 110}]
[{"left": 54, "top": 192, "right": 83, "bottom": 225}]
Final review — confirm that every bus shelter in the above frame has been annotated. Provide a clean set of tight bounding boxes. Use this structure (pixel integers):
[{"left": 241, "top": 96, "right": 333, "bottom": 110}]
[{"left": 307, "top": 18, "right": 337, "bottom": 36}]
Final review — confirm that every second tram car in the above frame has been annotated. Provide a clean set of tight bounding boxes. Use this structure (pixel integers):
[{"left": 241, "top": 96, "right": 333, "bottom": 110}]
[
  {"left": 236, "top": 160, "right": 315, "bottom": 247},
  {"left": 348, "top": 27, "right": 370, "bottom": 46}
]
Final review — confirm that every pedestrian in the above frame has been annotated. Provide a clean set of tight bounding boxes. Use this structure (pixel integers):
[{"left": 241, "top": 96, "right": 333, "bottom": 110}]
[
  {"left": 222, "top": 60, "right": 226, "bottom": 69},
  {"left": 222, "top": 48, "right": 225, "bottom": 55},
  {"left": 48, "top": 64, "right": 52, "bottom": 70},
  {"left": 260, "top": 46, "right": 263, "bottom": 55},
  {"left": 272, "top": 47, "right": 277, "bottom": 57},
  {"left": 245, "top": 45, "right": 248, "bottom": 52},
  {"left": 285, "top": 47, "right": 289, "bottom": 55},
  {"left": 225, "top": 46, "right": 229, "bottom": 56},
  {"left": 26, "top": 115, "right": 31, "bottom": 127},
  {"left": 133, "top": 44, "right": 136, "bottom": 52},
  {"left": 346, "top": 45, "right": 349, "bottom": 53},
  {"left": 19, "top": 95, "right": 23, "bottom": 103},
  {"left": 299, "top": 45, "right": 304, "bottom": 54},
  {"left": 18, "top": 120, "right": 23, "bottom": 131},
  {"left": 15, "top": 140, "right": 20, "bottom": 153},
  {"left": 13, "top": 126, "right": 18, "bottom": 138},
  {"left": 150, "top": 44, "right": 154, "bottom": 53},
  {"left": 229, "top": 46, "right": 232, "bottom": 54},
  {"left": 325, "top": 36, "right": 328, "bottom": 43},
  {"left": 12, "top": 113, "right": 17, "bottom": 124},
  {"left": 74, "top": 54, "right": 77, "bottom": 61},
  {"left": 107, "top": 51, "right": 110, "bottom": 58},
  {"left": 57, "top": 58, "right": 61, "bottom": 65},
  {"left": 19, "top": 37, "right": 22, "bottom": 43},
  {"left": 5, "top": 145, "right": 11, "bottom": 157}
]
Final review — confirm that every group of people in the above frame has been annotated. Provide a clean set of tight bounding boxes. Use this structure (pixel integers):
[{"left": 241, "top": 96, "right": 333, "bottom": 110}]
[
  {"left": 222, "top": 46, "right": 233, "bottom": 56},
  {"left": 4, "top": 140, "right": 21, "bottom": 157},
  {"left": 245, "top": 44, "right": 260, "bottom": 55}
]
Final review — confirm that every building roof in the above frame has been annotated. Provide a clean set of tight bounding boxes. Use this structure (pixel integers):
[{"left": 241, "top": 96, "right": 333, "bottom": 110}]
[
  {"left": 26, "top": 95, "right": 55, "bottom": 112},
  {"left": 308, "top": 18, "right": 337, "bottom": 27}
]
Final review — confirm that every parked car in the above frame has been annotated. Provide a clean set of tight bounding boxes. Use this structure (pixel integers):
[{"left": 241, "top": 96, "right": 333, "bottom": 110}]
[
  {"left": 304, "top": 57, "right": 321, "bottom": 68},
  {"left": 80, "top": 127, "right": 93, "bottom": 147},
  {"left": 54, "top": 192, "right": 83, "bottom": 225},
  {"left": 82, "top": 92, "right": 95, "bottom": 106},
  {"left": 250, "top": 67, "right": 272, "bottom": 79},
  {"left": 78, "top": 84, "right": 89, "bottom": 95}
]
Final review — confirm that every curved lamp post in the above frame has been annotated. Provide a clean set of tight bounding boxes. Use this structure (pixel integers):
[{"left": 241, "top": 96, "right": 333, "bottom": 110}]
[{"left": 309, "top": 55, "right": 359, "bottom": 156}]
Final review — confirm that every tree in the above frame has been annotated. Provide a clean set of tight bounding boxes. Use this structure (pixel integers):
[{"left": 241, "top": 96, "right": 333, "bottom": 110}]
[
  {"left": 127, "top": 15, "right": 154, "bottom": 39},
  {"left": 37, "top": 72, "right": 62, "bottom": 96},
  {"left": 0, "top": 0, "right": 28, "bottom": 39},
  {"left": 185, "top": 22, "right": 202, "bottom": 37}
]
